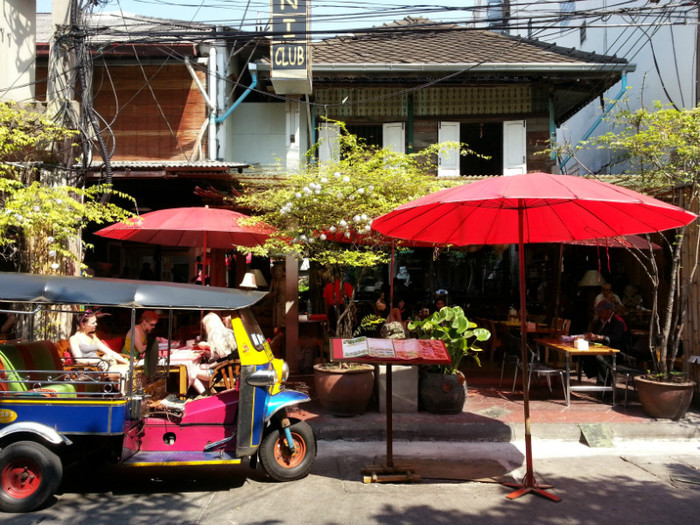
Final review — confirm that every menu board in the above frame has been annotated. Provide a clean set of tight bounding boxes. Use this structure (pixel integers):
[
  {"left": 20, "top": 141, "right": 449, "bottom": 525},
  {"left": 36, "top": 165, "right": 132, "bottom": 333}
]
[{"left": 339, "top": 337, "right": 450, "bottom": 362}]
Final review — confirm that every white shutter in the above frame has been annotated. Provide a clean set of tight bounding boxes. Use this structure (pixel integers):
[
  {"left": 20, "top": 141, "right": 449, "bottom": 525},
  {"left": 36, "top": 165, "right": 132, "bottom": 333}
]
[
  {"left": 382, "top": 122, "right": 405, "bottom": 154},
  {"left": 318, "top": 122, "right": 340, "bottom": 163},
  {"left": 503, "top": 120, "right": 527, "bottom": 175},
  {"left": 437, "top": 121, "right": 460, "bottom": 177}
]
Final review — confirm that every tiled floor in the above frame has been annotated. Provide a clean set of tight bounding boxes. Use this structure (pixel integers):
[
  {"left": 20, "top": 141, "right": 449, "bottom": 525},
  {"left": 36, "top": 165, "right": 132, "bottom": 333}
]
[{"left": 291, "top": 361, "right": 691, "bottom": 427}]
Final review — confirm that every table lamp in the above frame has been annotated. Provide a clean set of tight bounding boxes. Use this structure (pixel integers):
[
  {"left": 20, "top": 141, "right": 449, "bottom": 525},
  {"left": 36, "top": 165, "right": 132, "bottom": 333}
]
[{"left": 579, "top": 270, "right": 606, "bottom": 287}]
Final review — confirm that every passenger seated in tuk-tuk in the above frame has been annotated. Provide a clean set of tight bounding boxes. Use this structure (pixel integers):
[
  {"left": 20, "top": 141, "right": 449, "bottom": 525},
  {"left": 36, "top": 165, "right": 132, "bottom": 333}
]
[
  {"left": 188, "top": 312, "right": 238, "bottom": 394},
  {"left": 69, "top": 310, "right": 129, "bottom": 368},
  {"left": 122, "top": 310, "right": 159, "bottom": 358}
]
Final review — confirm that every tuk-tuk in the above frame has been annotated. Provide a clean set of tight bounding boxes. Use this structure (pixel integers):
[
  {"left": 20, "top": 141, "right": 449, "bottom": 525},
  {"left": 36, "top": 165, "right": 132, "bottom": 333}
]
[{"left": 0, "top": 272, "right": 316, "bottom": 513}]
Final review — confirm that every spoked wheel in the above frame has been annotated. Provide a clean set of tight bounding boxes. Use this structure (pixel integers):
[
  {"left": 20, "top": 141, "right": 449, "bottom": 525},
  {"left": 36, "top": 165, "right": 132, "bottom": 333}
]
[
  {"left": 0, "top": 441, "right": 62, "bottom": 513},
  {"left": 259, "top": 420, "right": 316, "bottom": 481}
]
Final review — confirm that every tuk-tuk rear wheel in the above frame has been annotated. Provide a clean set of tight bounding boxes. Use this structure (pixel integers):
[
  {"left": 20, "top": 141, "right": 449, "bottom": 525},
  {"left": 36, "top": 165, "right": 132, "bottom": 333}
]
[
  {"left": 259, "top": 420, "right": 315, "bottom": 481},
  {"left": 0, "top": 441, "right": 62, "bottom": 513}
]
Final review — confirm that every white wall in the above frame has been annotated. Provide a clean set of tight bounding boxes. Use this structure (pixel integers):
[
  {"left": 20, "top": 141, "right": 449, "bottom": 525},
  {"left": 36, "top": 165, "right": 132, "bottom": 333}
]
[
  {"left": 0, "top": 0, "right": 36, "bottom": 102},
  {"left": 227, "top": 102, "right": 288, "bottom": 169},
  {"left": 505, "top": 0, "right": 697, "bottom": 174}
]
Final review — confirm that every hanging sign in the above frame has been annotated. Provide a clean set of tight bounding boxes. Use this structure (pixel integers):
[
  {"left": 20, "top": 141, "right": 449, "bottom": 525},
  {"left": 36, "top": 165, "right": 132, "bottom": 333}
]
[{"left": 270, "top": 0, "right": 312, "bottom": 94}]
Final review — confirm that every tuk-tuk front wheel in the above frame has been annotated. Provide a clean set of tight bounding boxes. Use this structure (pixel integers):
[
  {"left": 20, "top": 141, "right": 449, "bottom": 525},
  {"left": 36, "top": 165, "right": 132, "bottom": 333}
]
[
  {"left": 0, "top": 441, "right": 63, "bottom": 513},
  {"left": 259, "top": 420, "right": 315, "bottom": 481}
]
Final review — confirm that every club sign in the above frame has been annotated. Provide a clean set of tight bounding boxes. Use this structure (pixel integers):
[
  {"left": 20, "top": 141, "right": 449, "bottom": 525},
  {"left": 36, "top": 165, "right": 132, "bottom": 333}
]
[{"left": 270, "top": 0, "right": 312, "bottom": 94}]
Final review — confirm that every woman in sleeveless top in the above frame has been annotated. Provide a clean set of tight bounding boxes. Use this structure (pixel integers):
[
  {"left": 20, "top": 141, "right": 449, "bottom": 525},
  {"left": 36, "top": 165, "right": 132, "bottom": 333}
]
[{"left": 69, "top": 310, "right": 128, "bottom": 367}]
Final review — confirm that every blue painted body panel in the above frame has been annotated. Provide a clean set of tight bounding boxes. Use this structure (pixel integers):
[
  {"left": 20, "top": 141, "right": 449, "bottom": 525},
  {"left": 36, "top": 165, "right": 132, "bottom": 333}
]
[
  {"left": 0, "top": 398, "right": 130, "bottom": 435},
  {"left": 265, "top": 390, "right": 310, "bottom": 420}
]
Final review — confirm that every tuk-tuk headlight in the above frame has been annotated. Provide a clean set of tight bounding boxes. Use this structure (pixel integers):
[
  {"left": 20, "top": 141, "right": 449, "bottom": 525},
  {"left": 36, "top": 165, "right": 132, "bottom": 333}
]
[{"left": 281, "top": 361, "right": 290, "bottom": 382}]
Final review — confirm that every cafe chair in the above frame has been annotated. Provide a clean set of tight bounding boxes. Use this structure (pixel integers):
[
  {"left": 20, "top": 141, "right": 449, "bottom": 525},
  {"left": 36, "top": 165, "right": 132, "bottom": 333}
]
[
  {"left": 603, "top": 356, "right": 645, "bottom": 407},
  {"left": 511, "top": 337, "right": 567, "bottom": 403},
  {"left": 498, "top": 325, "right": 519, "bottom": 387},
  {"left": 550, "top": 317, "right": 571, "bottom": 336}
]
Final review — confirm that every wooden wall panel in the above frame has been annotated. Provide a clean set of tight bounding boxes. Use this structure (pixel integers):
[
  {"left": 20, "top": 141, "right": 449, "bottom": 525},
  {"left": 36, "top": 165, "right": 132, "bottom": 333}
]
[{"left": 92, "top": 64, "right": 207, "bottom": 161}]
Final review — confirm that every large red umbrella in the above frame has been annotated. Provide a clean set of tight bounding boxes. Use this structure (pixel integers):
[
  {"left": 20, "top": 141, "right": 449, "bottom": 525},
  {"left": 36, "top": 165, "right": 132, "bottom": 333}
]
[
  {"left": 95, "top": 207, "right": 276, "bottom": 285},
  {"left": 95, "top": 206, "right": 276, "bottom": 249},
  {"left": 372, "top": 172, "right": 696, "bottom": 501}
]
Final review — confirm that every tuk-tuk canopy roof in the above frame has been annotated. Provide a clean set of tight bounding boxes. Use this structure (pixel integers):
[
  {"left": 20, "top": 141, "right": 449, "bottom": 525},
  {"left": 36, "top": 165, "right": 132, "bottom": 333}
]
[{"left": 0, "top": 272, "right": 266, "bottom": 310}]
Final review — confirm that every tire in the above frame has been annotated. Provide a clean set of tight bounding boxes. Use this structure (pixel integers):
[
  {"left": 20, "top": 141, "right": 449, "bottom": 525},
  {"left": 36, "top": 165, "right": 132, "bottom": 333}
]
[
  {"left": 259, "top": 420, "right": 316, "bottom": 482},
  {"left": 0, "top": 441, "right": 63, "bottom": 513}
]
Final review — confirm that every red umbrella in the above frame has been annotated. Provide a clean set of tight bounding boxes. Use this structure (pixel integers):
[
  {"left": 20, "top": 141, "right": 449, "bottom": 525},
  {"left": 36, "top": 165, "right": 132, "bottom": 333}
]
[
  {"left": 566, "top": 234, "right": 661, "bottom": 250},
  {"left": 372, "top": 172, "right": 696, "bottom": 501},
  {"left": 95, "top": 206, "right": 276, "bottom": 249},
  {"left": 95, "top": 207, "right": 276, "bottom": 286}
]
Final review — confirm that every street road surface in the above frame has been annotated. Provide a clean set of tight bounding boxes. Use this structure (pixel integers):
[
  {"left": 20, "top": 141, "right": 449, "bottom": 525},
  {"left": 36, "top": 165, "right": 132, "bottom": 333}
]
[{"left": 3, "top": 439, "right": 699, "bottom": 525}]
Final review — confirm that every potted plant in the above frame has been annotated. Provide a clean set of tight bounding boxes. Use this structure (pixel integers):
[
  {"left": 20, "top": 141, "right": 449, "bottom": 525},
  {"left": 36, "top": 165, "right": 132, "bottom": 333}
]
[{"left": 408, "top": 306, "right": 490, "bottom": 414}]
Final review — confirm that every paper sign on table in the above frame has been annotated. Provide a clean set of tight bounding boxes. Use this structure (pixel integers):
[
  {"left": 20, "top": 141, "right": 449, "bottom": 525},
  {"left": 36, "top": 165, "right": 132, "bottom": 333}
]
[
  {"left": 392, "top": 339, "right": 421, "bottom": 359},
  {"left": 367, "top": 338, "right": 396, "bottom": 359},
  {"left": 417, "top": 339, "right": 450, "bottom": 361},
  {"left": 341, "top": 336, "right": 369, "bottom": 358}
]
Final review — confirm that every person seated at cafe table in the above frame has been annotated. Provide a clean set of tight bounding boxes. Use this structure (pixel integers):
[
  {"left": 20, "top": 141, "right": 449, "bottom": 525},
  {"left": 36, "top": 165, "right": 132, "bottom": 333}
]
[
  {"left": 70, "top": 310, "right": 129, "bottom": 368},
  {"left": 122, "top": 310, "right": 159, "bottom": 359},
  {"left": 188, "top": 312, "right": 239, "bottom": 395},
  {"left": 594, "top": 283, "right": 625, "bottom": 315},
  {"left": 583, "top": 300, "right": 629, "bottom": 384}
]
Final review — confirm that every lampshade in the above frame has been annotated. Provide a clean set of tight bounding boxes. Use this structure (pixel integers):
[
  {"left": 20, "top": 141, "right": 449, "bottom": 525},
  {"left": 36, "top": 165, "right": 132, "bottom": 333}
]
[
  {"left": 579, "top": 270, "right": 606, "bottom": 287},
  {"left": 251, "top": 269, "right": 268, "bottom": 288},
  {"left": 239, "top": 272, "right": 258, "bottom": 289}
]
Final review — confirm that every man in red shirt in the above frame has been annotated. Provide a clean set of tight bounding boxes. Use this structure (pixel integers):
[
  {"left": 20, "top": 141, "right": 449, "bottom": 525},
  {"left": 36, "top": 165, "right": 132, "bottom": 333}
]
[{"left": 323, "top": 279, "right": 354, "bottom": 333}]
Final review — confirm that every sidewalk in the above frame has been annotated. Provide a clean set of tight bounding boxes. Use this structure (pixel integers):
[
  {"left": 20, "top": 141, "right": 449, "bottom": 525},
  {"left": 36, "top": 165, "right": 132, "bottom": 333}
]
[{"left": 289, "top": 363, "right": 700, "bottom": 443}]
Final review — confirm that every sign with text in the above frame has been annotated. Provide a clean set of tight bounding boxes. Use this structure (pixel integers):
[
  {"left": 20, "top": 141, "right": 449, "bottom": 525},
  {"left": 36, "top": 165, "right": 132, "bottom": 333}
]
[{"left": 270, "top": 0, "right": 312, "bottom": 94}]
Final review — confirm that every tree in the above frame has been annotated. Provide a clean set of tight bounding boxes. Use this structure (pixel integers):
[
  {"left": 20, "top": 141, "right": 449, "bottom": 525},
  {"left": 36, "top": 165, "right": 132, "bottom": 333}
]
[
  {"left": 236, "top": 121, "right": 475, "bottom": 337},
  {"left": 0, "top": 102, "right": 134, "bottom": 275},
  {"left": 580, "top": 103, "right": 700, "bottom": 378}
]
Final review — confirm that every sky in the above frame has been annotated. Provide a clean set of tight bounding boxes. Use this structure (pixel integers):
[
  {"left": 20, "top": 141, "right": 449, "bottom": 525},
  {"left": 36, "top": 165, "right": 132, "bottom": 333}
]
[{"left": 36, "top": 1, "right": 480, "bottom": 35}]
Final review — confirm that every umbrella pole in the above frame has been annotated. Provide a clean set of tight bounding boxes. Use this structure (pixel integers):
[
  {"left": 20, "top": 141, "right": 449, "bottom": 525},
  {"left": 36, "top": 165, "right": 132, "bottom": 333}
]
[{"left": 502, "top": 204, "right": 561, "bottom": 502}]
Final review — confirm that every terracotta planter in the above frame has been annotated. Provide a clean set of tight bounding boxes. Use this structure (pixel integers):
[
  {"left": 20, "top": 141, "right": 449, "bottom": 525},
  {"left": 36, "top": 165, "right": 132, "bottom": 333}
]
[
  {"left": 636, "top": 376, "right": 696, "bottom": 420},
  {"left": 313, "top": 363, "right": 375, "bottom": 417},
  {"left": 418, "top": 370, "right": 467, "bottom": 414}
]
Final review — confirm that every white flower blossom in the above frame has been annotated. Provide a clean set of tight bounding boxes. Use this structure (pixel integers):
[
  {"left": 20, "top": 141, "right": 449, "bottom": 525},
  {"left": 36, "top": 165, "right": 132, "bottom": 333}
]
[
  {"left": 361, "top": 214, "right": 368, "bottom": 220},
  {"left": 33, "top": 205, "right": 40, "bottom": 212},
  {"left": 320, "top": 233, "right": 327, "bottom": 241},
  {"left": 336, "top": 192, "right": 343, "bottom": 199},
  {"left": 329, "top": 226, "right": 337, "bottom": 233},
  {"left": 55, "top": 198, "right": 63, "bottom": 205},
  {"left": 342, "top": 176, "right": 350, "bottom": 183},
  {"left": 339, "top": 220, "right": 347, "bottom": 227},
  {"left": 364, "top": 225, "right": 371, "bottom": 232},
  {"left": 49, "top": 250, "right": 57, "bottom": 257},
  {"left": 358, "top": 188, "right": 365, "bottom": 194},
  {"left": 353, "top": 215, "right": 361, "bottom": 222},
  {"left": 334, "top": 172, "right": 341, "bottom": 178},
  {"left": 344, "top": 231, "right": 351, "bottom": 238},
  {"left": 51, "top": 263, "right": 59, "bottom": 270},
  {"left": 321, "top": 177, "right": 328, "bottom": 183},
  {"left": 47, "top": 236, "right": 54, "bottom": 243}
]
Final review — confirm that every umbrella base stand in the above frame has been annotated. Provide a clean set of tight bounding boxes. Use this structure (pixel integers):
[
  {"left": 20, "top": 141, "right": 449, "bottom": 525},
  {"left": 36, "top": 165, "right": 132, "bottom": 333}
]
[
  {"left": 502, "top": 479, "right": 562, "bottom": 502},
  {"left": 362, "top": 463, "right": 420, "bottom": 484}
]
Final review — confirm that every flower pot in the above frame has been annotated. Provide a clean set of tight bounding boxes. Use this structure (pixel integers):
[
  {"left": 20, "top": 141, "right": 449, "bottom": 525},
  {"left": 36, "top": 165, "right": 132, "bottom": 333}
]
[
  {"left": 313, "top": 363, "right": 375, "bottom": 417},
  {"left": 635, "top": 376, "right": 696, "bottom": 420},
  {"left": 418, "top": 370, "right": 467, "bottom": 414}
]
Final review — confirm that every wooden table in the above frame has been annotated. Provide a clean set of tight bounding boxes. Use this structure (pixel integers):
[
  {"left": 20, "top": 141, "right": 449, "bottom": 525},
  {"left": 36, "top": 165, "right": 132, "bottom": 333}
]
[
  {"left": 534, "top": 338, "right": 619, "bottom": 406},
  {"left": 330, "top": 338, "right": 451, "bottom": 483}
]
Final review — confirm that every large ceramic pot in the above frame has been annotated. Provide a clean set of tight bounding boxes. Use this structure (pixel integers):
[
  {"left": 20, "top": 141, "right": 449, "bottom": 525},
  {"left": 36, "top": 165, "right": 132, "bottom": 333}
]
[
  {"left": 635, "top": 376, "right": 696, "bottom": 420},
  {"left": 313, "top": 363, "right": 375, "bottom": 417},
  {"left": 418, "top": 370, "right": 467, "bottom": 414}
]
